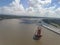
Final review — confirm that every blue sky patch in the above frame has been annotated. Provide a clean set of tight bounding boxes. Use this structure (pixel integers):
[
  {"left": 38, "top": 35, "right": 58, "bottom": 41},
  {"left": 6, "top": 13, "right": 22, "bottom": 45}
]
[
  {"left": 20, "top": 0, "right": 29, "bottom": 8},
  {"left": 0, "top": 0, "right": 60, "bottom": 8},
  {"left": 0, "top": 0, "right": 13, "bottom": 6}
]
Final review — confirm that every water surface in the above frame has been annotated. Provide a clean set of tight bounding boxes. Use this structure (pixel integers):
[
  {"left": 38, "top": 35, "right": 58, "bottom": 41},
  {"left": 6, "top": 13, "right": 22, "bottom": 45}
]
[{"left": 0, "top": 19, "right": 60, "bottom": 45}]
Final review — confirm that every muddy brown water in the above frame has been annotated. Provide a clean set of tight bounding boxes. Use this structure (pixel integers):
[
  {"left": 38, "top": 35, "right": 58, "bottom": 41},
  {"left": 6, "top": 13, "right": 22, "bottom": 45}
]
[{"left": 0, "top": 19, "right": 60, "bottom": 45}]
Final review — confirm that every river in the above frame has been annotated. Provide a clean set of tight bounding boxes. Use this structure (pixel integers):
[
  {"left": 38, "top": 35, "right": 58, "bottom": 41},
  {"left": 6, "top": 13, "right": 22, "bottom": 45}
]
[{"left": 0, "top": 19, "right": 60, "bottom": 45}]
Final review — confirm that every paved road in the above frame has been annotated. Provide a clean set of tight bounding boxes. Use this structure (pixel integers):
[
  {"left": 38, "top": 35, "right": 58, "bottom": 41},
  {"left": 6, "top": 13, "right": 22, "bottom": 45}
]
[{"left": 0, "top": 19, "right": 60, "bottom": 45}]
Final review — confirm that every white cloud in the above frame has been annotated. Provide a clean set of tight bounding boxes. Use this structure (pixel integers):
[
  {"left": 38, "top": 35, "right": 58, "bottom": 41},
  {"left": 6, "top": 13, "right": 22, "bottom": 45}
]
[
  {"left": 55, "top": 8, "right": 60, "bottom": 15},
  {"left": 0, "top": 0, "right": 26, "bottom": 15},
  {"left": 29, "top": 0, "right": 51, "bottom": 7},
  {"left": 27, "top": 0, "right": 60, "bottom": 17},
  {"left": 37, "top": 0, "right": 51, "bottom": 5},
  {"left": 0, "top": 0, "right": 60, "bottom": 18},
  {"left": 26, "top": 7, "right": 35, "bottom": 13}
]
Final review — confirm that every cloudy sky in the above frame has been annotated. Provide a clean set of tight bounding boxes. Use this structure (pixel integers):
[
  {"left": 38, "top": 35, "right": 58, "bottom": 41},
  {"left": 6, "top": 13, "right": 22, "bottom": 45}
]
[{"left": 0, "top": 0, "right": 60, "bottom": 17}]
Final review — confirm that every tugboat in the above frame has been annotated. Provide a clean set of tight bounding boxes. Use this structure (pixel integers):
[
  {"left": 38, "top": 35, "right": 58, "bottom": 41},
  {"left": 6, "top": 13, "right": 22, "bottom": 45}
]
[{"left": 33, "top": 26, "right": 42, "bottom": 40}]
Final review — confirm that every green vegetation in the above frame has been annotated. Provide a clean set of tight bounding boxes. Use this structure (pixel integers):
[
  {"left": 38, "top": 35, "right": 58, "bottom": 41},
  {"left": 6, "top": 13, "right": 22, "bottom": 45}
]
[
  {"left": 43, "top": 19, "right": 60, "bottom": 27},
  {"left": 0, "top": 15, "right": 20, "bottom": 19}
]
